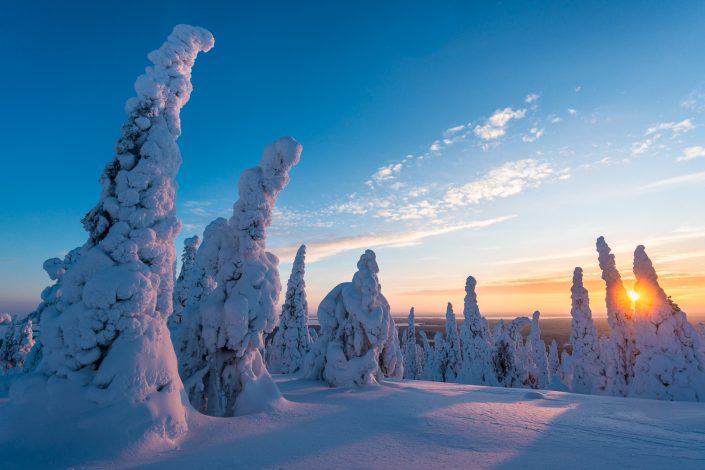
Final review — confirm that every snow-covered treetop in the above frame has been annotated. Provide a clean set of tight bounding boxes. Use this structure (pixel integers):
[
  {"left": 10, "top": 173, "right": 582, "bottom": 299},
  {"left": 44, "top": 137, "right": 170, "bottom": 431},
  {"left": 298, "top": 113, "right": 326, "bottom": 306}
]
[
  {"left": 353, "top": 249, "right": 383, "bottom": 315},
  {"left": 633, "top": 245, "right": 671, "bottom": 320},
  {"left": 233, "top": 138, "right": 302, "bottom": 256},
  {"left": 571, "top": 267, "right": 590, "bottom": 311},
  {"left": 288, "top": 245, "right": 306, "bottom": 290},
  {"left": 596, "top": 236, "right": 631, "bottom": 315}
]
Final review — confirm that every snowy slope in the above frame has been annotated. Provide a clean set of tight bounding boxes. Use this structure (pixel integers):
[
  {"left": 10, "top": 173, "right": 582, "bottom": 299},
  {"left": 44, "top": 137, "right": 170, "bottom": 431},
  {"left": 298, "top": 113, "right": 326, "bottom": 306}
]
[{"left": 2, "top": 376, "right": 703, "bottom": 469}]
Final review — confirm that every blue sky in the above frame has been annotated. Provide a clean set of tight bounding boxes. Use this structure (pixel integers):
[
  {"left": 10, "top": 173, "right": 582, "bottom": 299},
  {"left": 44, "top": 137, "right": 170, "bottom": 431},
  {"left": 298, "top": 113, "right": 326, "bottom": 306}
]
[{"left": 1, "top": 1, "right": 705, "bottom": 317}]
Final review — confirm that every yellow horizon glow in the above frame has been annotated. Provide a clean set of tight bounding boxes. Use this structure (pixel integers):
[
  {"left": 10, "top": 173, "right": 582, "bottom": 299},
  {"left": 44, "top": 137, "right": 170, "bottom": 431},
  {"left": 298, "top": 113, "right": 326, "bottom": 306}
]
[{"left": 627, "top": 290, "right": 640, "bottom": 302}]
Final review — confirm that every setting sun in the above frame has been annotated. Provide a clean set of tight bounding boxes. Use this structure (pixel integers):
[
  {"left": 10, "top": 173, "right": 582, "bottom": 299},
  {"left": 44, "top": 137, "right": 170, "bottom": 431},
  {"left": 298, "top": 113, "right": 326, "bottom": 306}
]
[{"left": 628, "top": 290, "right": 640, "bottom": 302}]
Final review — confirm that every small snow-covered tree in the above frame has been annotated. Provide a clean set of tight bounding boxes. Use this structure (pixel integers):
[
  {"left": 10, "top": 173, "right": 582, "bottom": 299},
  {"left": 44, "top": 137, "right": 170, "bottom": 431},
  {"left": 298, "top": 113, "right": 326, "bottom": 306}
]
[
  {"left": 560, "top": 349, "right": 573, "bottom": 387},
  {"left": 402, "top": 307, "right": 418, "bottom": 379},
  {"left": 0, "top": 315, "right": 35, "bottom": 375},
  {"left": 630, "top": 245, "right": 705, "bottom": 401},
  {"left": 492, "top": 317, "right": 530, "bottom": 388},
  {"left": 265, "top": 245, "right": 312, "bottom": 374},
  {"left": 169, "top": 235, "right": 201, "bottom": 329},
  {"left": 547, "top": 339, "right": 561, "bottom": 380},
  {"left": 458, "top": 276, "right": 495, "bottom": 385},
  {"left": 13, "top": 26, "right": 214, "bottom": 442},
  {"left": 569, "top": 267, "right": 606, "bottom": 395},
  {"left": 178, "top": 137, "right": 302, "bottom": 416},
  {"left": 437, "top": 303, "right": 462, "bottom": 382},
  {"left": 419, "top": 330, "right": 441, "bottom": 381},
  {"left": 524, "top": 311, "right": 549, "bottom": 389},
  {"left": 304, "top": 250, "right": 402, "bottom": 386},
  {"left": 596, "top": 236, "right": 636, "bottom": 397}
]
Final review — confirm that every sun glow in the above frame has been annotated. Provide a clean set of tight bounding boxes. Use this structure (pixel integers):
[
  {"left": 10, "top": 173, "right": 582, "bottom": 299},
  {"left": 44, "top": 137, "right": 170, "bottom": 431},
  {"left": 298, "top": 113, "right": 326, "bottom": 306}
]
[{"left": 627, "top": 290, "right": 640, "bottom": 302}]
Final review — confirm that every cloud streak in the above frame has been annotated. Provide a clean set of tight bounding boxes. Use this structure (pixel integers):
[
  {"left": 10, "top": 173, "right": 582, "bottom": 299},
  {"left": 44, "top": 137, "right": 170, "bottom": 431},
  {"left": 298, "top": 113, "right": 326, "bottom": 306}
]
[{"left": 474, "top": 107, "right": 527, "bottom": 140}]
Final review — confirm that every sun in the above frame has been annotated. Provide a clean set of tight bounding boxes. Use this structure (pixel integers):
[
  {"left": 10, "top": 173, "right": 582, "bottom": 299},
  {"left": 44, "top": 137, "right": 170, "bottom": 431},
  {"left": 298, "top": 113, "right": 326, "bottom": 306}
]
[{"left": 627, "top": 290, "right": 640, "bottom": 302}]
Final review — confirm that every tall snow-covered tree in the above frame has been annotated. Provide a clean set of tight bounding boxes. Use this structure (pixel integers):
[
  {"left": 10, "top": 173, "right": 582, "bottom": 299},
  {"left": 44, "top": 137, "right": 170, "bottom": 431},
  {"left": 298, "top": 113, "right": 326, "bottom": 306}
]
[
  {"left": 178, "top": 137, "right": 302, "bottom": 416},
  {"left": 596, "top": 236, "right": 635, "bottom": 397},
  {"left": 304, "top": 250, "right": 402, "bottom": 386},
  {"left": 630, "top": 245, "right": 705, "bottom": 401},
  {"left": 548, "top": 339, "right": 560, "bottom": 380},
  {"left": 569, "top": 267, "right": 606, "bottom": 395},
  {"left": 169, "top": 235, "right": 201, "bottom": 329},
  {"left": 402, "top": 307, "right": 418, "bottom": 379},
  {"left": 11, "top": 26, "right": 214, "bottom": 442},
  {"left": 437, "top": 303, "right": 462, "bottom": 382},
  {"left": 458, "top": 276, "right": 495, "bottom": 385},
  {"left": 524, "top": 311, "right": 549, "bottom": 389},
  {"left": 265, "top": 244, "right": 312, "bottom": 374}
]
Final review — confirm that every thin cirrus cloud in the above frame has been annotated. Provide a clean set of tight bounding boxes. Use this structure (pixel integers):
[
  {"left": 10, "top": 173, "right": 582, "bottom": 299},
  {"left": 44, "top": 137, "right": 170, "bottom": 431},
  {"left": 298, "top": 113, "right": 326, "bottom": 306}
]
[
  {"left": 473, "top": 107, "right": 527, "bottom": 140},
  {"left": 677, "top": 146, "right": 705, "bottom": 162},
  {"left": 631, "top": 119, "right": 694, "bottom": 156},
  {"left": 642, "top": 171, "right": 705, "bottom": 189},
  {"left": 272, "top": 215, "right": 516, "bottom": 263}
]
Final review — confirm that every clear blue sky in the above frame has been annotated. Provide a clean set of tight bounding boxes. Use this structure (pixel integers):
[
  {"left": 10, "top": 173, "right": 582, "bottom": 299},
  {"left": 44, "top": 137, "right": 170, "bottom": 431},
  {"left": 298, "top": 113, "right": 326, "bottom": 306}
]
[{"left": 1, "top": 1, "right": 705, "bottom": 317}]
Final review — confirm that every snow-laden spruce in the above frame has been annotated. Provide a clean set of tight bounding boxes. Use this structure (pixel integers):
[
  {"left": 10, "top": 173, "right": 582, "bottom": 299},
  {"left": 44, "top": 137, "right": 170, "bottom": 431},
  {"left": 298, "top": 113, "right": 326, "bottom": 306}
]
[
  {"left": 458, "top": 276, "right": 495, "bottom": 385},
  {"left": 630, "top": 245, "right": 705, "bottom": 401},
  {"left": 178, "top": 137, "right": 302, "bottom": 416},
  {"left": 492, "top": 317, "right": 530, "bottom": 388},
  {"left": 569, "top": 267, "right": 606, "bottom": 394},
  {"left": 524, "top": 311, "right": 549, "bottom": 389},
  {"left": 402, "top": 307, "right": 418, "bottom": 379},
  {"left": 596, "top": 236, "right": 635, "bottom": 397},
  {"left": 169, "top": 235, "right": 201, "bottom": 329},
  {"left": 304, "top": 250, "right": 403, "bottom": 386},
  {"left": 419, "top": 329, "right": 441, "bottom": 381},
  {"left": 9, "top": 25, "right": 213, "bottom": 444},
  {"left": 265, "top": 244, "right": 312, "bottom": 374},
  {"left": 437, "top": 303, "right": 462, "bottom": 382},
  {"left": 0, "top": 315, "right": 35, "bottom": 375}
]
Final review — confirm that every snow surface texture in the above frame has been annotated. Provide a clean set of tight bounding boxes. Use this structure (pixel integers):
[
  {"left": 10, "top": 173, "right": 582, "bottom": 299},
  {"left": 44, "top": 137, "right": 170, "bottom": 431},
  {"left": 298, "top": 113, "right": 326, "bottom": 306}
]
[
  {"left": 177, "top": 136, "right": 302, "bottom": 417},
  {"left": 169, "top": 235, "right": 201, "bottom": 329},
  {"left": 304, "top": 250, "right": 403, "bottom": 386},
  {"left": 4, "top": 25, "right": 214, "bottom": 451},
  {"left": 265, "top": 244, "right": 313, "bottom": 374},
  {"left": 630, "top": 245, "right": 705, "bottom": 401},
  {"left": 5, "top": 375, "right": 703, "bottom": 469}
]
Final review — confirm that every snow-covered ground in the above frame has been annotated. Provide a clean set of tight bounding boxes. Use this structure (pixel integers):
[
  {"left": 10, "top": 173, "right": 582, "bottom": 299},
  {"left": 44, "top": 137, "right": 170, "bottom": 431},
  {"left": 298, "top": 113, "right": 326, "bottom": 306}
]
[{"left": 3, "top": 375, "right": 703, "bottom": 469}]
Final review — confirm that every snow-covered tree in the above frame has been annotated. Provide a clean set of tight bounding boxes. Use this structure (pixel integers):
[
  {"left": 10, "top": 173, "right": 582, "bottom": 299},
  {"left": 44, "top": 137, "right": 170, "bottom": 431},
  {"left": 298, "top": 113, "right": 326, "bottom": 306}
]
[
  {"left": 11, "top": 26, "right": 214, "bottom": 442},
  {"left": 169, "top": 235, "right": 201, "bottom": 329},
  {"left": 178, "top": 137, "right": 302, "bottom": 416},
  {"left": 402, "top": 307, "right": 417, "bottom": 379},
  {"left": 437, "top": 303, "right": 462, "bottom": 382},
  {"left": 458, "top": 276, "right": 495, "bottom": 385},
  {"left": 0, "top": 315, "right": 35, "bottom": 375},
  {"left": 491, "top": 317, "right": 530, "bottom": 388},
  {"left": 596, "top": 236, "right": 635, "bottom": 397},
  {"left": 265, "top": 244, "right": 312, "bottom": 374},
  {"left": 630, "top": 245, "right": 705, "bottom": 401},
  {"left": 419, "top": 329, "right": 441, "bottom": 381},
  {"left": 304, "top": 250, "right": 402, "bottom": 386},
  {"left": 548, "top": 339, "right": 560, "bottom": 380},
  {"left": 524, "top": 311, "right": 549, "bottom": 389},
  {"left": 560, "top": 349, "right": 574, "bottom": 387},
  {"left": 569, "top": 267, "right": 606, "bottom": 394}
]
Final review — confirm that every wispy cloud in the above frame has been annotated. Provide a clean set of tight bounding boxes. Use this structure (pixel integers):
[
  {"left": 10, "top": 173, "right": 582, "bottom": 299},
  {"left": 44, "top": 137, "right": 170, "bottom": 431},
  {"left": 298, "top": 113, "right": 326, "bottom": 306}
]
[
  {"left": 681, "top": 88, "right": 705, "bottom": 111},
  {"left": 645, "top": 118, "right": 694, "bottom": 136},
  {"left": 272, "top": 215, "right": 516, "bottom": 263},
  {"left": 371, "top": 162, "right": 404, "bottom": 184},
  {"left": 522, "top": 127, "right": 544, "bottom": 143},
  {"left": 525, "top": 93, "right": 540, "bottom": 104},
  {"left": 444, "top": 159, "right": 558, "bottom": 207},
  {"left": 677, "top": 146, "right": 705, "bottom": 162},
  {"left": 474, "top": 107, "right": 527, "bottom": 141},
  {"left": 642, "top": 171, "right": 705, "bottom": 189}
]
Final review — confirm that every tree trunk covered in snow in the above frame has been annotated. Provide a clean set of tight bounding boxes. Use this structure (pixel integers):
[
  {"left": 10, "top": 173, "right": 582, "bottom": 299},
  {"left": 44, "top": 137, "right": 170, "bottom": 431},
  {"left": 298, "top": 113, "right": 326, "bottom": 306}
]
[
  {"left": 12, "top": 25, "right": 213, "bottom": 443},
  {"left": 265, "top": 244, "right": 312, "bottom": 374},
  {"left": 569, "top": 267, "right": 607, "bottom": 395},
  {"left": 459, "top": 276, "right": 495, "bottom": 385},
  {"left": 304, "top": 250, "right": 402, "bottom": 386},
  {"left": 630, "top": 246, "right": 705, "bottom": 401},
  {"left": 177, "top": 137, "right": 302, "bottom": 416},
  {"left": 596, "top": 236, "right": 636, "bottom": 397}
]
